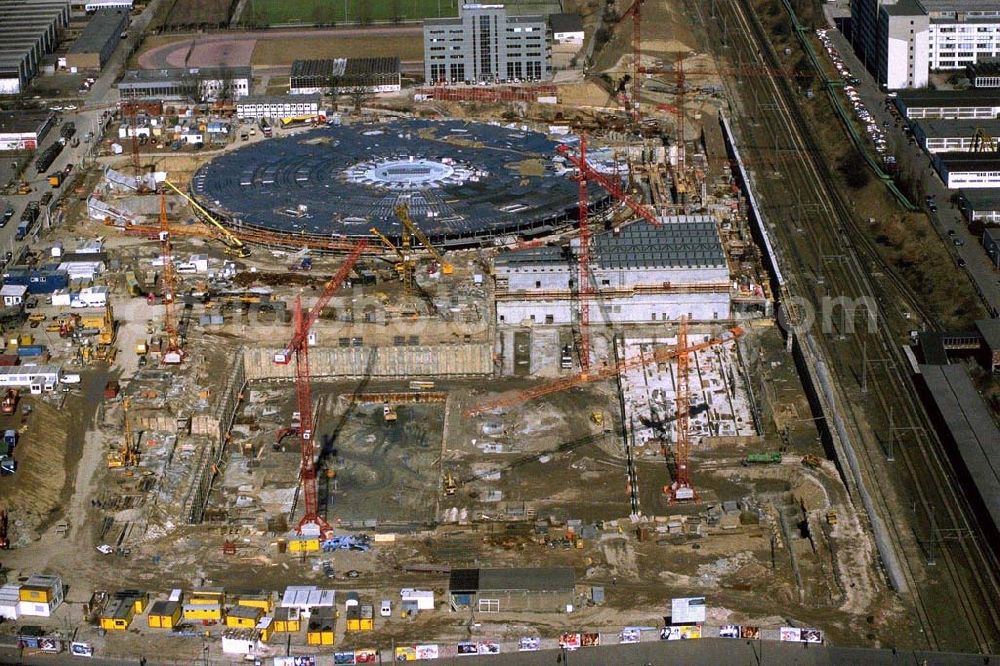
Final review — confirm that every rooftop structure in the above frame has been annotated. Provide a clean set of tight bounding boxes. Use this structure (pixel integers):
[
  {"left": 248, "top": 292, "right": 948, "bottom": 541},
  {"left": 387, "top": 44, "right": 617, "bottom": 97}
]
[
  {"left": 0, "top": 0, "right": 71, "bottom": 94},
  {"left": 932, "top": 151, "right": 1000, "bottom": 188},
  {"left": 494, "top": 217, "right": 731, "bottom": 324},
  {"left": 549, "top": 12, "right": 584, "bottom": 44},
  {"left": 289, "top": 58, "right": 401, "bottom": 95},
  {"left": 959, "top": 187, "right": 1000, "bottom": 223},
  {"left": 192, "top": 119, "right": 602, "bottom": 246},
  {"left": 918, "top": 364, "right": 1000, "bottom": 543},
  {"left": 967, "top": 58, "right": 1000, "bottom": 88},
  {"left": 0, "top": 110, "right": 54, "bottom": 151},
  {"left": 118, "top": 66, "right": 251, "bottom": 101},
  {"left": 911, "top": 119, "right": 1000, "bottom": 152},
  {"left": 66, "top": 8, "right": 127, "bottom": 70},
  {"left": 894, "top": 89, "right": 1000, "bottom": 119}
]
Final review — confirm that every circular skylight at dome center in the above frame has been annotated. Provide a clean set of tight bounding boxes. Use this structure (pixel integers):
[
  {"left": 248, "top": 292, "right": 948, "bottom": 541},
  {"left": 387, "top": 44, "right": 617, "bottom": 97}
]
[{"left": 344, "top": 157, "right": 481, "bottom": 190}]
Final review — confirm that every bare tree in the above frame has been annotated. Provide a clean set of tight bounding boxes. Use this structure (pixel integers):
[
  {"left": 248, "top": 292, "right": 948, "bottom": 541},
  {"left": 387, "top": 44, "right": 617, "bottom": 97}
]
[{"left": 346, "top": 85, "right": 372, "bottom": 114}]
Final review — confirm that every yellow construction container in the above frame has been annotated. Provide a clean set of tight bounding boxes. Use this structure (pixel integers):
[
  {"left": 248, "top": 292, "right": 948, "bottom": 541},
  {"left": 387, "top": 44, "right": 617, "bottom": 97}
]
[
  {"left": 346, "top": 608, "right": 361, "bottom": 633},
  {"left": 188, "top": 587, "right": 226, "bottom": 606},
  {"left": 236, "top": 592, "right": 272, "bottom": 614},
  {"left": 99, "top": 600, "right": 135, "bottom": 631},
  {"left": 114, "top": 590, "right": 148, "bottom": 614},
  {"left": 147, "top": 600, "right": 181, "bottom": 629},
  {"left": 306, "top": 609, "right": 335, "bottom": 646},
  {"left": 19, "top": 586, "right": 52, "bottom": 603},
  {"left": 183, "top": 603, "right": 223, "bottom": 622},
  {"left": 272, "top": 607, "right": 301, "bottom": 633},
  {"left": 360, "top": 604, "right": 374, "bottom": 631},
  {"left": 287, "top": 537, "right": 320, "bottom": 553},
  {"left": 225, "top": 605, "right": 262, "bottom": 629}
]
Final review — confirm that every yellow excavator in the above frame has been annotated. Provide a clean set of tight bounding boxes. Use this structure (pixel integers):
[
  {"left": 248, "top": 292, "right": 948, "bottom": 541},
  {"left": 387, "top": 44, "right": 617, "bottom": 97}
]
[{"left": 107, "top": 398, "right": 138, "bottom": 469}]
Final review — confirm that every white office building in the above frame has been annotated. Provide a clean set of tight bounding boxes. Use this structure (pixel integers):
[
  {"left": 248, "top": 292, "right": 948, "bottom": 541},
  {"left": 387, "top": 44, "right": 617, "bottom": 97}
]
[{"left": 854, "top": 0, "right": 1000, "bottom": 89}]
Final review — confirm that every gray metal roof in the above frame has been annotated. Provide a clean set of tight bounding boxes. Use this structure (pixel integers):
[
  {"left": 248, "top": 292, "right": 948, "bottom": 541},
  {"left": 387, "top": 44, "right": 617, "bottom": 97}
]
[
  {"left": 0, "top": 110, "right": 52, "bottom": 134},
  {"left": 918, "top": 364, "right": 1000, "bottom": 536},
  {"left": 549, "top": 12, "right": 583, "bottom": 32},
  {"left": 119, "top": 66, "right": 251, "bottom": 84},
  {"left": 593, "top": 217, "right": 726, "bottom": 270},
  {"left": 960, "top": 187, "right": 1000, "bottom": 211},
  {"left": 976, "top": 319, "right": 1000, "bottom": 352},
  {"left": 937, "top": 152, "right": 1000, "bottom": 173},
  {"left": 68, "top": 8, "right": 127, "bottom": 55},
  {"left": 495, "top": 217, "right": 727, "bottom": 271},
  {"left": 450, "top": 567, "right": 575, "bottom": 593},
  {"left": 898, "top": 89, "right": 1000, "bottom": 108},
  {"left": 916, "top": 119, "right": 1000, "bottom": 138}
]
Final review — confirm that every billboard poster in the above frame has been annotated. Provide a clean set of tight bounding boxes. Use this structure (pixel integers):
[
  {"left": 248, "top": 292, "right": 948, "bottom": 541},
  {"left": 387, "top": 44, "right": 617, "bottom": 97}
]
[
  {"left": 679, "top": 626, "right": 701, "bottom": 640},
  {"left": 355, "top": 650, "right": 377, "bottom": 663},
  {"left": 415, "top": 645, "right": 439, "bottom": 660},
  {"left": 621, "top": 627, "right": 641, "bottom": 644},
  {"left": 559, "top": 633, "right": 581, "bottom": 650},
  {"left": 671, "top": 597, "right": 706, "bottom": 624},
  {"left": 719, "top": 625, "right": 740, "bottom": 639},
  {"left": 581, "top": 633, "right": 600, "bottom": 647},
  {"left": 519, "top": 637, "right": 540, "bottom": 651},
  {"left": 70, "top": 642, "right": 94, "bottom": 657},
  {"left": 740, "top": 626, "right": 761, "bottom": 640},
  {"left": 334, "top": 653, "right": 356, "bottom": 665},
  {"left": 39, "top": 638, "right": 61, "bottom": 653},
  {"left": 660, "top": 626, "right": 680, "bottom": 640},
  {"left": 477, "top": 640, "right": 499, "bottom": 655},
  {"left": 457, "top": 642, "right": 478, "bottom": 656},
  {"left": 802, "top": 629, "right": 823, "bottom": 643},
  {"left": 780, "top": 627, "right": 802, "bottom": 642},
  {"left": 395, "top": 646, "right": 417, "bottom": 661}
]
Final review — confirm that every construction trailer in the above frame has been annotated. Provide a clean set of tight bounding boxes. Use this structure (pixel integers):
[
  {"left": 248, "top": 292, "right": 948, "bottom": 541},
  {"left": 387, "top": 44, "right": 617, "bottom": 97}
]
[{"left": 146, "top": 600, "right": 182, "bottom": 629}]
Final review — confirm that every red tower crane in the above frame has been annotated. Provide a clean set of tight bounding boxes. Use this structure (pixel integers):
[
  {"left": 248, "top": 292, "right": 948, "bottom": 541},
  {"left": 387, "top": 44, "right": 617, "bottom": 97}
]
[
  {"left": 573, "top": 133, "right": 592, "bottom": 373},
  {"left": 158, "top": 192, "right": 183, "bottom": 363},
  {"left": 622, "top": 0, "right": 644, "bottom": 123},
  {"left": 273, "top": 240, "right": 367, "bottom": 537},
  {"left": 557, "top": 141, "right": 661, "bottom": 228},
  {"left": 668, "top": 316, "right": 695, "bottom": 501}
]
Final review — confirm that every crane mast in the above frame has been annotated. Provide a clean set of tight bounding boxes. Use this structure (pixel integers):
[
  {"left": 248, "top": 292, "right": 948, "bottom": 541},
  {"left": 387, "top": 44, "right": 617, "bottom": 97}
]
[
  {"left": 274, "top": 241, "right": 367, "bottom": 536},
  {"left": 668, "top": 316, "right": 695, "bottom": 501},
  {"left": 158, "top": 193, "right": 183, "bottom": 362}
]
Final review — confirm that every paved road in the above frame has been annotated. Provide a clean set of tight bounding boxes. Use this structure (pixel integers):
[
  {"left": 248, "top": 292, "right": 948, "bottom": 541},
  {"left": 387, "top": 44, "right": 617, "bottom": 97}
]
[{"left": 821, "top": 24, "right": 1000, "bottom": 317}]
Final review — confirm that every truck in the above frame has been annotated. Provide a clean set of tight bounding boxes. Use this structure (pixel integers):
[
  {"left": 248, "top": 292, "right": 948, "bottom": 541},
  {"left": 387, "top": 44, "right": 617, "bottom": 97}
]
[
  {"left": 743, "top": 452, "right": 782, "bottom": 465},
  {"left": 34, "top": 142, "right": 63, "bottom": 173},
  {"left": 15, "top": 220, "right": 30, "bottom": 241},
  {"left": 0, "top": 389, "right": 17, "bottom": 415},
  {"left": 259, "top": 119, "right": 272, "bottom": 137},
  {"left": 60, "top": 122, "right": 76, "bottom": 141},
  {"left": 3, "top": 430, "right": 16, "bottom": 448},
  {"left": 48, "top": 172, "right": 63, "bottom": 188}
]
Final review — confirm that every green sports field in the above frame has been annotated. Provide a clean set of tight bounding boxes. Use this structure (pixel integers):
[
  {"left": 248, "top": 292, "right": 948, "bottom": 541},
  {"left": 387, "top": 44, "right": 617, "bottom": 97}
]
[
  {"left": 243, "top": 0, "right": 561, "bottom": 26},
  {"left": 244, "top": 0, "right": 458, "bottom": 25}
]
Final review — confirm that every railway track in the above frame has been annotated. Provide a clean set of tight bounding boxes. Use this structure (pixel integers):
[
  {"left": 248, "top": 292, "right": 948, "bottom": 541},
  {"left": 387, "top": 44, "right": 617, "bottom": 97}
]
[{"left": 696, "top": 0, "right": 1000, "bottom": 651}]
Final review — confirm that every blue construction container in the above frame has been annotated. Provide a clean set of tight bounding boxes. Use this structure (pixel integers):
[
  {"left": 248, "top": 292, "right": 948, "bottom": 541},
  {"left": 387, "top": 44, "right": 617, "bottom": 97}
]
[{"left": 2, "top": 268, "right": 70, "bottom": 294}]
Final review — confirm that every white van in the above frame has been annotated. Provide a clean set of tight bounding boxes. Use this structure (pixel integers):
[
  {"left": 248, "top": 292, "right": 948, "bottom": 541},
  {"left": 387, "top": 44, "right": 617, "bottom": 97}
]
[{"left": 380, "top": 600, "right": 391, "bottom": 617}]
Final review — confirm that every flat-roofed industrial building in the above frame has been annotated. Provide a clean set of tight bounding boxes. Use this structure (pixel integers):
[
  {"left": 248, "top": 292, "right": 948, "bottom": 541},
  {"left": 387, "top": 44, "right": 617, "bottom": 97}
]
[
  {"left": 448, "top": 567, "right": 575, "bottom": 613},
  {"left": 494, "top": 216, "right": 732, "bottom": 325},
  {"left": 912, "top": 119, "right": 1000, "bottom": 152},
  {"left": 0, "top": 110, "right": 54, "bottom": 151},
  {"left": 289, "top": 58, "right": 401, "bottom": 95},
  {"left": 959, "top": 187, "right": 1000, "bottom": 223},
  {"left": 118, "top": 66, "right": 251, "bottom": 101},
  {"left": 64, "top": 8, "right": 127, "bottom": 71},
  {"left": 0, "top": 0, "right": 71, "bottom": 94},
  {"left": 933, "top": 152, "right": 1000, "bottom": 188},
  {"left": 895, "top": 90, "right": 1000, "bottom": 120}
]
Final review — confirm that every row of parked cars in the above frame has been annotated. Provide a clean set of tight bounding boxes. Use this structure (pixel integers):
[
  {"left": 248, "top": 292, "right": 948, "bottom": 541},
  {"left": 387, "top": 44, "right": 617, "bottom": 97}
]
[{"left": 815, "top": 29, "right": 893, "bottom": 168}]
